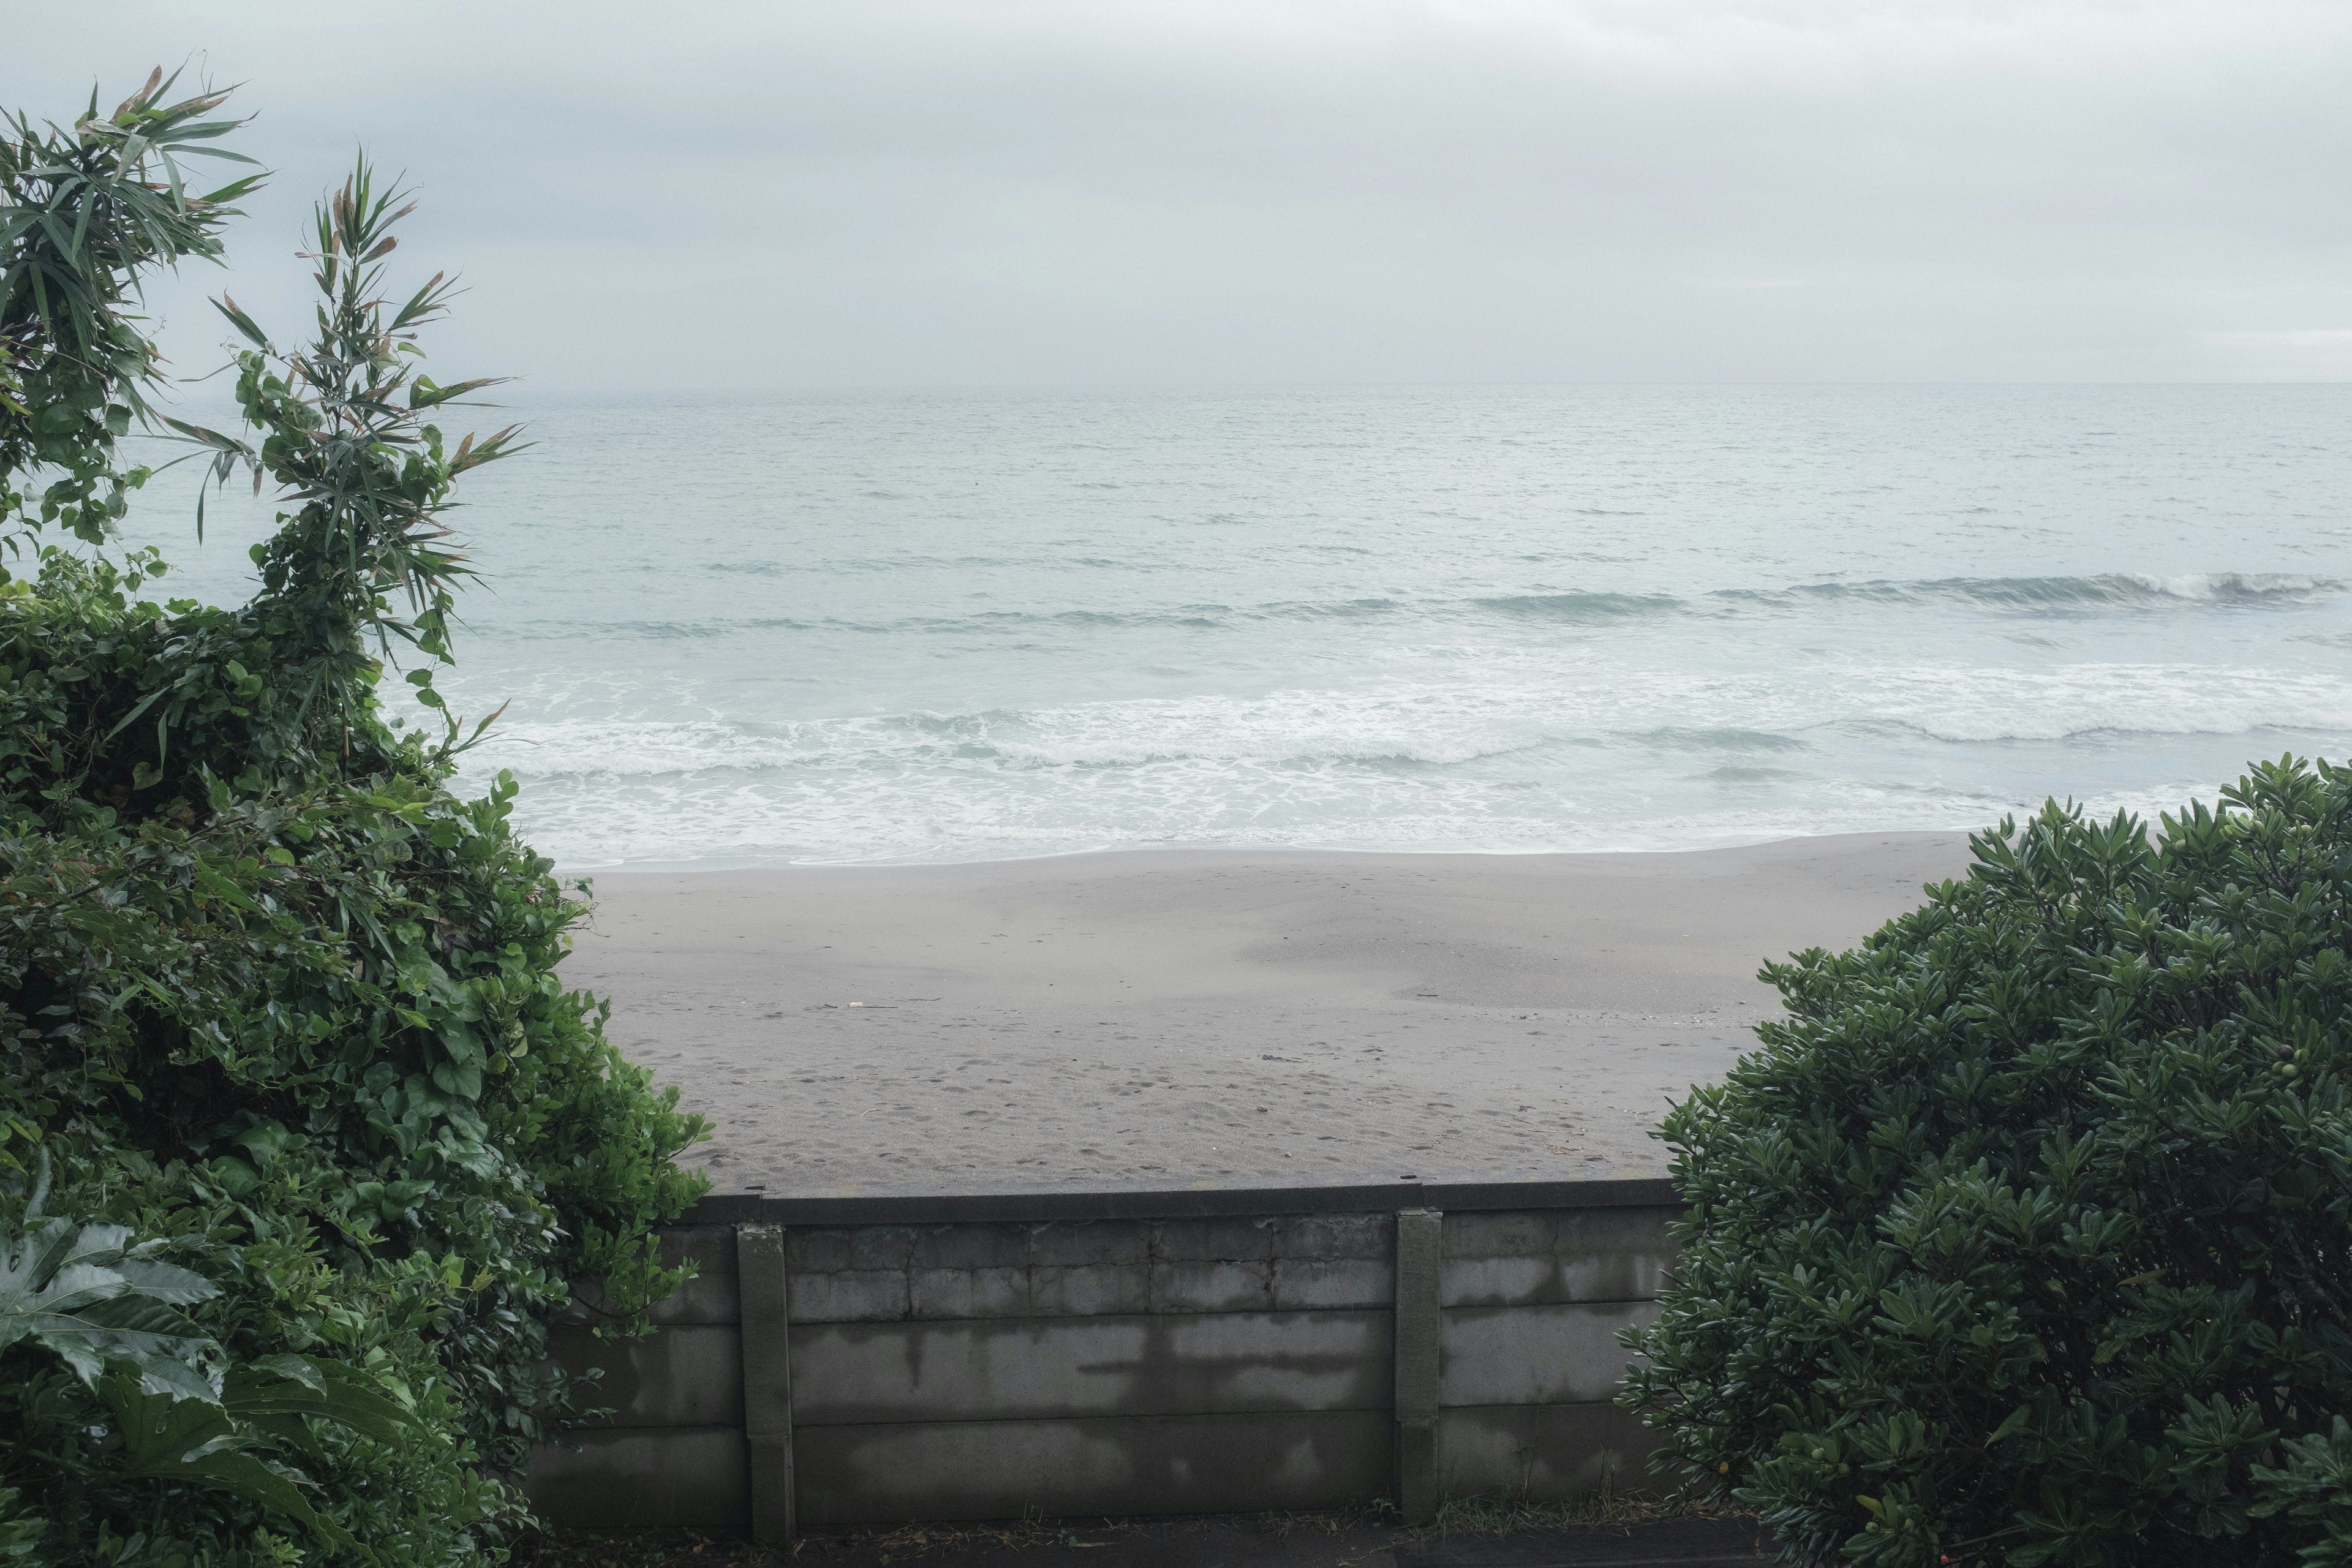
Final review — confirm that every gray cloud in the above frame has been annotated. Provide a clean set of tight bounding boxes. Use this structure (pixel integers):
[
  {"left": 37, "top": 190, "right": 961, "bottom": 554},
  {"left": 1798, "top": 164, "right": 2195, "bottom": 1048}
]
[{"left": 9, "top": 0, "right": 2351, "bottom": 387}]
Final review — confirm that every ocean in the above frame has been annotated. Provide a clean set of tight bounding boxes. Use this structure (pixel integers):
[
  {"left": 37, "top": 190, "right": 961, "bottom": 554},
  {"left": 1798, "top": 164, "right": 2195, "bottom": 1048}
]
[{"left": 121, "top": 383, "right": 2352, "bottom": 869}]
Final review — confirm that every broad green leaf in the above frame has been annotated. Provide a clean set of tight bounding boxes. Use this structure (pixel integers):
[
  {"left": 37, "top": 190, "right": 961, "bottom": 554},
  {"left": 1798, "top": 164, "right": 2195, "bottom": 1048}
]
[
  {"left": 100, "top": 1375, "right": 365, "bottom": 1557},
  {"left": 0, "top": 1215, "right": 221, "bottom": 1398},
  {"left": 228, "top": 1357, "right": 418, "bottom": 1446}
]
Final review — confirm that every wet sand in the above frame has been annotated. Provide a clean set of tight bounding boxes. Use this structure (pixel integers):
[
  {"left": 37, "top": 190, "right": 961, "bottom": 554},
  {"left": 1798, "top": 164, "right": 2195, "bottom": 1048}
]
[{"left": 564, "top": 833, "right": 1976, "bottom": 1194}]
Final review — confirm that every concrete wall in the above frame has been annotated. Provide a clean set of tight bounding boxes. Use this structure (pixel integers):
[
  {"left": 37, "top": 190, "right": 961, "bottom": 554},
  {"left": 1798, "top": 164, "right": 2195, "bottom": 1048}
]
[{"left": 526, "top": 1177, "right": 1675, "bottom": 1537}]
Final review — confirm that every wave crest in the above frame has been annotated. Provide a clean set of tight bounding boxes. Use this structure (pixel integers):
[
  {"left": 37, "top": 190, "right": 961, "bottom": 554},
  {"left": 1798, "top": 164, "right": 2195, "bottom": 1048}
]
[{"left": 1717, "top": 572, "right": 2343, "bottom": 613}]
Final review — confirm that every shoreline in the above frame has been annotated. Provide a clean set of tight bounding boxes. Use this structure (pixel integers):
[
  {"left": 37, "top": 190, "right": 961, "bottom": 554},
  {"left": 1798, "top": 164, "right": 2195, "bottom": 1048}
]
[
  {"left": 566, "top": 832, "right": 1978, "bottom": 1194},
  {"left": 548, "top": 826, "right": 1992, "bottom": 879}
]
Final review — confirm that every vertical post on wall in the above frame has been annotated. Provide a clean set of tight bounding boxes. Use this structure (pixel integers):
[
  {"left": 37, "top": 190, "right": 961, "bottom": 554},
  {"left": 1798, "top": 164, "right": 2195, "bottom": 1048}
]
[
  {"left": 1392, "top": 1207, "right": 1443, "bottom": 1525},
  {"left": 736, "top": 1221, "right": 796, "bottom": 1544}
]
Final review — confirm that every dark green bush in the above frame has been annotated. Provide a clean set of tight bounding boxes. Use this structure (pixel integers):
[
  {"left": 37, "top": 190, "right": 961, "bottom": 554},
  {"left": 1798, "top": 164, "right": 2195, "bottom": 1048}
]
[
  {"left": 2, "top": 75, "right": 708, "bottom": 1565},
  {"left": 1624, "top": 765, "right": 2352, "bottom": 1566}
]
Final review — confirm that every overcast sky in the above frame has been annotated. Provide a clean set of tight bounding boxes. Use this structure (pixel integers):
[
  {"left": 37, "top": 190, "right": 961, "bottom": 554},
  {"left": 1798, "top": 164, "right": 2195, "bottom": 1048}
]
[{"left": 10, "top": 0, "right": 2352, "bottom": 389}]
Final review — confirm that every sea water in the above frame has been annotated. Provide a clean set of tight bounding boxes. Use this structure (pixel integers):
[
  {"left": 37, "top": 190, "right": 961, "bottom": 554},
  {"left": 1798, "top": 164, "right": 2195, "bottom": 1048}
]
[{"left": 118, "top": 383, "right": 2352, "bottom": 868}]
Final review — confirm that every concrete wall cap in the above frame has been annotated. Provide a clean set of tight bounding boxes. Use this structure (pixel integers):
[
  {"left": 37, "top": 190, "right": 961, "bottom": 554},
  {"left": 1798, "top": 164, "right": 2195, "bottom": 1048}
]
[{"left": 686, "top": 1174, "right": 1678, "bottom": 1228}]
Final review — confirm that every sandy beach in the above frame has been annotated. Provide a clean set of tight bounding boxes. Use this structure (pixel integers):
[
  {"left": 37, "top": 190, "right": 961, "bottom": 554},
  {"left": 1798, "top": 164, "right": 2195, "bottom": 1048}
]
[{"left": 564, "top": 832, "right": 1976, "bottom": 1194}]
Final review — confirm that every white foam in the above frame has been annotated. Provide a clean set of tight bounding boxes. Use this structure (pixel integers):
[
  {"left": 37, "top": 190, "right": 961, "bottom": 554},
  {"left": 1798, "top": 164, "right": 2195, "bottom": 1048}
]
[{"left": 448, "top": 658, "right": 2352, "bottom": 866}]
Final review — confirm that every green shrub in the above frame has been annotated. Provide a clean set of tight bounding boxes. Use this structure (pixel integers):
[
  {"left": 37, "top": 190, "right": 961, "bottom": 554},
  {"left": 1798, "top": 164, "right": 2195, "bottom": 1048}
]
[
  {"left": 2, "top": 74, "right": 709, "bottom": 1565},
  {"left": 1624, "top": 763, "right": 2352, "bottom": 1566}
]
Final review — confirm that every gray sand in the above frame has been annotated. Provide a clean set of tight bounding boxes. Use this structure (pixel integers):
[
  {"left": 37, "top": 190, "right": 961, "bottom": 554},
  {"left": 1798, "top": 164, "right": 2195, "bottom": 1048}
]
[{"left": 565, "top": 833, "right": 1975, "bottom": 1194}]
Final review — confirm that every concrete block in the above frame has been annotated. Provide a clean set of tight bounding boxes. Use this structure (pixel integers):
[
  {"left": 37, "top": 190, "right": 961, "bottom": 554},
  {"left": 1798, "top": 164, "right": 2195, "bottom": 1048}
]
[
  {"left": 1149, "top": 1215, "right": 1281, "bottom": 1263},
  {"left": 1152, "top": 1258, "right": 1276, "bottom": 1313},
  {"left": 1440, "top": 1254, "right": 1557, "bottom": 1309},
  {"left": 1439, "top": 1207, "right": 1677, "bottom": 1308},
  {"left": 1438, "top": 1301, "right": 1660, "bottom": 1409},
  {"left": 1552, "top": 1205, "right": 1679, "bottom": 1254},
  {"left": 527, "top": 1425, "right": 747, "bottom": 1531},
  {"left": 548, "top": 1324, "right": 743, "bottom": 1429},
  {"left": 1444, "top": 1211, "right": 1555, "bottom": 1261},
  {"left": 907, "top": 1269, "right": 970, "bottom": 1320},
  {"left": 910, "top": 1225, "right": 1030, "bottom": 1271},
  {"left": 1272, "top": 1257, "right": 1393, "bottom": 1311},
  {"left": 791, "top": 1268, "right": 910, "bottom": 1324},
  {"left": 785, "top": 1227, "right": 855, "bottom": 1274},
  {"left": 1270, "top": 1212, "right": 1391, "bottom": 1261},
  {"left": 1434, "top": 1402, "right": 1658, "bottom": 1501},
  {"left": 909, "top": 1266, "right": 1031, "bottom": 1319},
  {"left": 791, "top": 1311, "right": 1392, "bottom": 1425},
  {"left": 1030, "top": 1262, "right": 1153, "bottom": 1317},
  {"left": 973, "top": 1266, "right": 1034, "bottom": 1316},
  {"left": 1546, "top": 1207, "right": 1676, "bottom": 1303},
  {"left": 1027, "top": 1220, "right": 1152, "bottom": 1267},
  {"left": 796, "top": 1409, "right": 1390, "bottom": 1525},
  {"left": 848, "top": 1227, "right": 918, "bottom": 1271}
]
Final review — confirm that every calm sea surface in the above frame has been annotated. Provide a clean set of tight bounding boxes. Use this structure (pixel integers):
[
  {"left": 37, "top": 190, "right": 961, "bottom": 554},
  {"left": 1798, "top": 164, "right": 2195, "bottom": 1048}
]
[{"left": 121, "top": 385, "right": 2352, "bottom": 868}]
